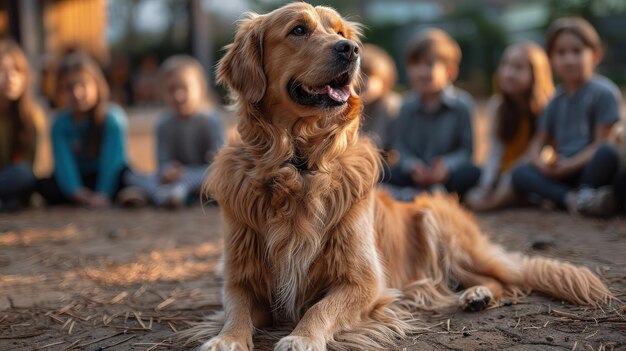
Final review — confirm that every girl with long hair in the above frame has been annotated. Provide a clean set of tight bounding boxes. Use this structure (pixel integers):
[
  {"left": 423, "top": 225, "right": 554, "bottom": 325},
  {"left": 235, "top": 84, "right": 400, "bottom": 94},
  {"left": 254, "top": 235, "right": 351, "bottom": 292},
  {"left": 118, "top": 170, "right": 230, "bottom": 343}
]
[
  {"left": 39, "top": 52, "right": 134, "bottom": 208},
  {"left": 467, "top": 42, "right": 554, "bottom": 210},
  {"left": 0, "top": 39, "right": 46, "bottom": 211}
]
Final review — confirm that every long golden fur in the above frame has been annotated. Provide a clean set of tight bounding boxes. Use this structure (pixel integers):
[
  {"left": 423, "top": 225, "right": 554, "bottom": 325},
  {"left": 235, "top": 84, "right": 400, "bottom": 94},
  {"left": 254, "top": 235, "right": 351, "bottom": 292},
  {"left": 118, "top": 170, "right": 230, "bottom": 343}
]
[{"left": 180, "top": 3, "right": 611, "bottom": 350}]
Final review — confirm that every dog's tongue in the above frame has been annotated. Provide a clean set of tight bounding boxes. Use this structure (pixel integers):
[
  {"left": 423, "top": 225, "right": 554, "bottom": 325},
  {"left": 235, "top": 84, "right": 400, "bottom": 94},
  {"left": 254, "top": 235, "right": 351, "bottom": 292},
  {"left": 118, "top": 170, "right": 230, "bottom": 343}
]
[{"left": 325, "top": 85, "right": 350, "bottom": 103}]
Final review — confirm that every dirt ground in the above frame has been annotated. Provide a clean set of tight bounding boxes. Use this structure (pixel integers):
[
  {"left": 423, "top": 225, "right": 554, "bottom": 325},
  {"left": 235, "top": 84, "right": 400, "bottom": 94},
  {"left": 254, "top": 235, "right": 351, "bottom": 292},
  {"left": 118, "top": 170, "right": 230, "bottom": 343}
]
[{"left": 1, "top": 108, "right": 625, "bottom": 351}]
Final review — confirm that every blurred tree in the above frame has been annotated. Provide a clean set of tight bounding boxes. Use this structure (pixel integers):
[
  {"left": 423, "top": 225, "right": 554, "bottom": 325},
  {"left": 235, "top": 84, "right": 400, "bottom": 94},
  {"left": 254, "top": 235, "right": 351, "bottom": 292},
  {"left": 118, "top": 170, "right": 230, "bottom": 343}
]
[
  {"left": 448, "top": 2, "right": 508, "bottom": 95},
  {"left": 109, "top": 0, "right": 189, "bottom": 57},
  {"left": 547, "top": 0, "right": 626, "bottom": 19},
  {"left": 249, "top": 0, "right": 364, "bottom": 16}
]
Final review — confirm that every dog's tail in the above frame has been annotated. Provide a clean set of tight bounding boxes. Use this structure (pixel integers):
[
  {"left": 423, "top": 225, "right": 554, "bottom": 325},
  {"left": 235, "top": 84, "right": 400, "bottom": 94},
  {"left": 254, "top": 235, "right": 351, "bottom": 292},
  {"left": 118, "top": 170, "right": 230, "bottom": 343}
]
[
  {"left": 515, "top": 254, "right": 611, "bottom": 305},
  {"left": 412, "top": 193, "right": 612, "bottom": 307},
  {"left": 470, "top": 236, "right": 612, "bottom": 306}
]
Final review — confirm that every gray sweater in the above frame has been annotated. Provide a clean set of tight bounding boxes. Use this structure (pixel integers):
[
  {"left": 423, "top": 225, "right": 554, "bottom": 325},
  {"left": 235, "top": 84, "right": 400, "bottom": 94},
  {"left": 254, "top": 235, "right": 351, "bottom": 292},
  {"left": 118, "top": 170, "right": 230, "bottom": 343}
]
[
  {"left": 539, "top": 75, "right": 621, "bottom": 157},
  {"left": 388, "top": 85, "right": 475, "bottom": 178},
  {"left": 156, "top": 108, "right": 225, "bottom": 173}
]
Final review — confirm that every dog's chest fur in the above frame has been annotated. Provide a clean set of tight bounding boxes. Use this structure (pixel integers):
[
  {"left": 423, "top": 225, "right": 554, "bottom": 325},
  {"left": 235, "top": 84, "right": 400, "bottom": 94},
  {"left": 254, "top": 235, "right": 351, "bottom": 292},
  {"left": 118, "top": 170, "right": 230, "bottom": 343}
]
[{"left": 209, "top": 139, "right": 380, "bottom": 319}]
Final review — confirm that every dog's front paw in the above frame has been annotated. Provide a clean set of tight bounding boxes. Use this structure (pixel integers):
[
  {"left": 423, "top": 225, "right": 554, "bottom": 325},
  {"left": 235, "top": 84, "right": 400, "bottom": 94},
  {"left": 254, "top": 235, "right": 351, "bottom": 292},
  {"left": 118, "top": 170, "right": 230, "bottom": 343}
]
[
  {"left": 199, "top": 335, "right": 250, "bottom": 351},
  {"left": 274, "top": 335, "right": 325, "bottom": 351},
  {"left": 460, "top": 285, "right": 493, "bottom": 312}
]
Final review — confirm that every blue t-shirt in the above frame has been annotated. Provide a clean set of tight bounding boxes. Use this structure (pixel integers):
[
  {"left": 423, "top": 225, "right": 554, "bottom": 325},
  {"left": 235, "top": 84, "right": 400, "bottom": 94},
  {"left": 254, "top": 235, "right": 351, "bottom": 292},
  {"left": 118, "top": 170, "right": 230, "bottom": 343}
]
[
  {"left": 51, "top": 104, "right": 128, "bottom": 198},
  {"left": 539, "top": 75, "right": 621, "bottom": 157}
]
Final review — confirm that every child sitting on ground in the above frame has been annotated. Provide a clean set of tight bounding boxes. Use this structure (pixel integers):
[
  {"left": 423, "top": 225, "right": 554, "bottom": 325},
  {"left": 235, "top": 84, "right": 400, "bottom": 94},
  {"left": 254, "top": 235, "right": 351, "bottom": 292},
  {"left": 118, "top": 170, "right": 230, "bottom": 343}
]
[
  {"left": 466, "top": 42, "right": 554, "bottom": 211},
  {"left": 38, "top": 52, "right": 135, "bottom": 208},
  {"left": 385, "top": 28, "right": 480, "bottom": 201},
  {"left": 126, "top": 55, "right": 224, "bottom": 207},
  {"left": 360, "top": 44, "right": 401, "bottom": 150},
  {"left": 0, "top": 39, "right": 47, "bottom": 211},
  {"left": 511, "top": 17, "right": 623, "bottom": 217}
]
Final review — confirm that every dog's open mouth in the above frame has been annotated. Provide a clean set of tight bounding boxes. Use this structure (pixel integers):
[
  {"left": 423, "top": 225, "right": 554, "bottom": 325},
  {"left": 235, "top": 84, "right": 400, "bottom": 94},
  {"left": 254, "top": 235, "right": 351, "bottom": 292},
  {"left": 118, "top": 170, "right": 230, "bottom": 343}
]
[{"left": 288, "top": 71, "right": 352, "bottom": 108}]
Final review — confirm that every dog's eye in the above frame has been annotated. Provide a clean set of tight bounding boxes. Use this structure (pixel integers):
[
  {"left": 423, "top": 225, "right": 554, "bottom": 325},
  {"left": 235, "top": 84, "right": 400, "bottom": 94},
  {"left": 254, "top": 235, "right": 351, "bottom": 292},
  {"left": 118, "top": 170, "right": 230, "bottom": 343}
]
[
  {"left": 291, "top": 25, "right": 307, "bottom": 36},
  {"left": 337, "top": 31, "right": 345, "bottom": 37}
]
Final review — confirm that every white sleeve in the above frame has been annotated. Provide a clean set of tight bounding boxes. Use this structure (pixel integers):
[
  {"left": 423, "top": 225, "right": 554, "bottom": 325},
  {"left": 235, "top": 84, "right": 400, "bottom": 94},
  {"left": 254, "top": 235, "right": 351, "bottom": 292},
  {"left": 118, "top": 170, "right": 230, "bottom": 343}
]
[{"left": 479, "top": 97, "right": 504, "bottom": 189}]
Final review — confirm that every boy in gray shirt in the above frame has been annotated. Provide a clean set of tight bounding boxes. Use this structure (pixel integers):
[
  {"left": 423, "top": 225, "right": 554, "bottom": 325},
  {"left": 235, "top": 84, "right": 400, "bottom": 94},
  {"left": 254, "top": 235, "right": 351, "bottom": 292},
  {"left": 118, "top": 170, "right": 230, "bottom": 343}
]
[
  {"left": 384, "top": 29, "right": 480, "bottom": 200},
  {"left": 511, "top": 17, "right": 622, "bottom": 216},
  {"left": 511, "top": 75, "right": 621, "bottom": 214}
]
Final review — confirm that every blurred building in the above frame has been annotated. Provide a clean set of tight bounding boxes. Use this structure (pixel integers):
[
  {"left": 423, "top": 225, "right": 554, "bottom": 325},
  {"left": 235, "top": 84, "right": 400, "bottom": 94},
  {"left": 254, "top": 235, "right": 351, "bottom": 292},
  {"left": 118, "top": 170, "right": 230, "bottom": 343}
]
[
  {"left": 0, "top": 0, "right": 108, "bottom": 105},
  {"left": 0, "top": 0, "right": 249, "bottom": 106},
  {"left": 1, "top": 0, "right": 107, "bottom": 64},
  {"left": 44, "top": 0, "right": 109, "bottom": 63}
]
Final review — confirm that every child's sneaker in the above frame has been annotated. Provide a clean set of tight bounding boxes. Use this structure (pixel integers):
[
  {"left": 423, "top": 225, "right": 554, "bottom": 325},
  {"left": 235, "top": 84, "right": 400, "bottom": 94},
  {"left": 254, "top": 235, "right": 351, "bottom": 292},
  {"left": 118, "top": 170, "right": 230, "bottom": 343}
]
[
  {"left": 153, "top": 184, "right": 187, "bottom": 209},
  {"left": 117, "top": 186, "right": 148, "bottom": 208},
  {"left": 166, "top": 185, "right": 187, "bottom": 209},
  {"left": 576, "top": 186, "right": 617, "bottom": 217}
]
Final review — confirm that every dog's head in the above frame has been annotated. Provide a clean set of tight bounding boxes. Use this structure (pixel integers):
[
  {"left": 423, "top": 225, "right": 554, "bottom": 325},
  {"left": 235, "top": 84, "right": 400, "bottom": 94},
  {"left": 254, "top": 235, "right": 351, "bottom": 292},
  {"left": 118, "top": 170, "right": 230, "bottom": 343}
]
[{"left": 217, "top": 2, "right": 362, "bottom": 117}]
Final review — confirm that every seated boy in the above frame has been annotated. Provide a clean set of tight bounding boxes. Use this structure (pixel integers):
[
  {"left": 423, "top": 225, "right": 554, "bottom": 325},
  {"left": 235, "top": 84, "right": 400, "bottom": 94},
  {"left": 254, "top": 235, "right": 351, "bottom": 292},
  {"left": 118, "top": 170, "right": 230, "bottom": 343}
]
[{"left": 385, "top": 29, "right": 480, "bottom": 201}]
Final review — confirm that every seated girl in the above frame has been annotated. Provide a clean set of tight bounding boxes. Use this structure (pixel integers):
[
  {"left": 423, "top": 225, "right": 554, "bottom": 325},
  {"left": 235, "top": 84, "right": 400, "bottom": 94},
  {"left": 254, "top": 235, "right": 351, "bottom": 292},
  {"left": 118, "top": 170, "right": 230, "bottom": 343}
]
[
  {"left": 466, "top": 42, "right": 554, "bottom": 211},
  {"left": 0, "top": 39, "right": 46, "bottom": 211},
  {"left": 39, "top": 52, "right": 134, "bottom": 208}
]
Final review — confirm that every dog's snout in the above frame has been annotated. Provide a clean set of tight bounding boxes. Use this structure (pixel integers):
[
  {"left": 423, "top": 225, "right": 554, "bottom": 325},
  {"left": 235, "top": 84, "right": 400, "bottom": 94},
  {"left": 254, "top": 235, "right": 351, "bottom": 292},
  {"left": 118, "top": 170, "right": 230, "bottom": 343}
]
[{"left": 333, "top": 40, "right": 359, "bottom": 61}]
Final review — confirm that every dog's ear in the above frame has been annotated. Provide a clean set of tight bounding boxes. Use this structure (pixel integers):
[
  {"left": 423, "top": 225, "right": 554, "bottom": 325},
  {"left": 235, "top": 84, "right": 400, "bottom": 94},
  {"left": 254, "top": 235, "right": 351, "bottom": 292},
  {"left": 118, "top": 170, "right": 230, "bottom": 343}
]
[{"left": 217, "top": 13, "right": 266, "bottom": 104}]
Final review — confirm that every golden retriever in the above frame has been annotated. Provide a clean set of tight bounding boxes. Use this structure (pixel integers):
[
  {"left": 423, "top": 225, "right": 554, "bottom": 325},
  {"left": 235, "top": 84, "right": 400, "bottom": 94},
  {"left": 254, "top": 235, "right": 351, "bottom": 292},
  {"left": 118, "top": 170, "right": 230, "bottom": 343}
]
[{"left": 181, "top": 3, "right": 611, "bottom": 350}]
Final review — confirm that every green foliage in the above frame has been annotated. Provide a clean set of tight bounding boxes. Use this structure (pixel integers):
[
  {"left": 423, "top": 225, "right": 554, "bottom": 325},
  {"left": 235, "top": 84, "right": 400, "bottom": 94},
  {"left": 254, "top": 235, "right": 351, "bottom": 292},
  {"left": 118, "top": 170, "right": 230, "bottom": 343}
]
[
  {"left": 447, "top": 4, "right": 508, "bottom": 94},
  {"left": 546, "top": 0, "right": 626, "bottom": 19},
  {"left": 249, "top": 0, "right": 362, "bottom": 14}
]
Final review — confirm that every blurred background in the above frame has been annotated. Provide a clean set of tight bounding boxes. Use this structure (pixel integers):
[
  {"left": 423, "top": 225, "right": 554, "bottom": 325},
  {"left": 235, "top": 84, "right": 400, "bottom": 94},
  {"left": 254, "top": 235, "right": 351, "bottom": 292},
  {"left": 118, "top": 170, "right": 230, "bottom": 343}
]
[
  {"left": 1, "top": 0, "right": 625, "bottom": 173},
  {"left": 2, "top": 0, "right": 625, "bottom": 105}
]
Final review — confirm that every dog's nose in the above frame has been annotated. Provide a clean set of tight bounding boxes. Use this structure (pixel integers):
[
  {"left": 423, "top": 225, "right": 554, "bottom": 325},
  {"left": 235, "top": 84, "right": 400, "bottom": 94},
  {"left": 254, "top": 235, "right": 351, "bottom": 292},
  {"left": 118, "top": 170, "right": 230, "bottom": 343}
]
[{"left": 333, "top": 40, "right": 359, "bottom": 61}]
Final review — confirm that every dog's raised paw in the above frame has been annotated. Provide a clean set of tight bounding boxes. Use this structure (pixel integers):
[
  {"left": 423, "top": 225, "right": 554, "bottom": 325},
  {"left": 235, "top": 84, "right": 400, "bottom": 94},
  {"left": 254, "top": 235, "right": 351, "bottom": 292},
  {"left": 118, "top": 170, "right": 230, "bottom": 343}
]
[
  {"left": 199, "top": 336, "right": 250, "bottom": 351},
  {"left": 460, "top": 286, "right": 493, "bottom": 312},
  {"left": 274, "top": 336, "right": 325, "bottom": 351}
]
